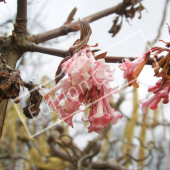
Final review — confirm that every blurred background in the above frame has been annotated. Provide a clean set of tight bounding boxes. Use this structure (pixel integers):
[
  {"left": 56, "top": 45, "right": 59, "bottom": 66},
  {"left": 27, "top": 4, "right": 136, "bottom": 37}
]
[{"left": 0, "top": 0, "right": 170, "bottom": 169}]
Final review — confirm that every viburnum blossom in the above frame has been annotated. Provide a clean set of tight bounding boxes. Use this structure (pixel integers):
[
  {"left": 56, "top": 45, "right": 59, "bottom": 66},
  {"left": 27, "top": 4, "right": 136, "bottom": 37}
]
[
  {"left": 140, "top": 79, "right": 170, "bottom": 114},
  {"left": 140, "top": 45, "right": 170, "bottom": 113},
  {"left": 43, "top": 47, "right": 123, "bottom": 133},
  {"left": 39, "top": 20, "right": 123, "bottom": 133},
  {"left": 119, "top": 23, "right": 170, "bottom": 114},
  {"left": 82, "top": 95, "right": 123, "bottom": 133},
  {"left": 119, "top": 51, "right": 150, "bottom": 88}
]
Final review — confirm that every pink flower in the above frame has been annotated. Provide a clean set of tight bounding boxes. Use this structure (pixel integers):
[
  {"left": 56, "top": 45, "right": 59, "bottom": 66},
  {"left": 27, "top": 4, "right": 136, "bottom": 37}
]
[
  {"left": 119, "top": 51, "right": 150, "bottom": 88},
  {"left": 139, "top": 39, "right": 170, "bottom": 114},
  {"left": 42, "top": 46, "right": 123, "bottom": 133},
  {"left": 82, "top": 88, "right": 122, "bottom": 133},
  {"left": 60, "top": 97, "right": 81, "bottom": 127},
  {"left": 140, "top": 79, "right": 170, "bottom": 114}
]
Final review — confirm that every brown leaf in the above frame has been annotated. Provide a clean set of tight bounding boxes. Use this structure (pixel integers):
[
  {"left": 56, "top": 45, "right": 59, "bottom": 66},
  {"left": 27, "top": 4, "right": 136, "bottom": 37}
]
[
  {"left": 125, "top": 6, "right": 136, "bottom": 19},
  {"left": 136, "top": 4, "right": 145, "bottom": 19},
  {"left": 109, "top": 16, "right": 122, "bottom": 37},
  {"left": 109, "top": 0, "right": 145, "bottom": 36},
  {"left": 23, "top": 82, "right": 43, "bottom": 119},
  {"left": 95, "top": 52, "right": 107, "bottom": 60},
  {"left": 0, "top": 70, "right": 22, "bottom": 103},
  {"left": 69, "top": 20, "right": 92, "bottom": 54}
]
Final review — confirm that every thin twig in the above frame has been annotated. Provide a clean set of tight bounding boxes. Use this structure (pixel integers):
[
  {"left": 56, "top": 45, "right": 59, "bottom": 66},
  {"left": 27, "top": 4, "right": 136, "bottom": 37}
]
[{"left": 149, "top": 0, "right": 169, "bottom": 46}]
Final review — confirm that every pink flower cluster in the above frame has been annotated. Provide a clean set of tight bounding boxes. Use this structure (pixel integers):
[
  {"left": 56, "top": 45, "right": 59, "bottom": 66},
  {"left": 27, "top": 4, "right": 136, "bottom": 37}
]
[
  {"left": 140, "top": 79, "right": 170, "bottom": 114},
  {"left": 139, "top": 46, "right": 170, "bottom": 113},
  {"left": 119, "top": 45, "right": 170, "bottom": 114},
  {"left": 44, "top": 47, "right": 123, "bottom": 133},
  {"left": 119, "top": 51, "right": 150, "bottom": 88}
]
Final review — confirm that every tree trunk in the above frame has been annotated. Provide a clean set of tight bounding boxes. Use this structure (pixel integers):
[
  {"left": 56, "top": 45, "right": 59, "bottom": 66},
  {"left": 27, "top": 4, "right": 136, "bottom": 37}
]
[{"left": 0, "top": 48, "right": 22, "bottom": 138}]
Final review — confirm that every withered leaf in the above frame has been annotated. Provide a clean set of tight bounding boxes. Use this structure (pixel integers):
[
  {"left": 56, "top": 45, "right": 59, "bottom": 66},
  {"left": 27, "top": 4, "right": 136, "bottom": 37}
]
[
  {"left": 23, "top": 81, "right": 43, "bottom": 119},
  {"left": 69, "top": 20, "right": 92, "bottom": 54},
  {"left": 95, "top": 52, "right": 107, "bottom": 60},
  {"left": 0, "top": 70, "right": 22, "bottom": 103},
  {"left": 109, "top": 16, "right": 122, "bottom": 37},
  {"left": 152, "top": 55, "right": 169, "bottom": 76},
  {"left": 109, "top": 0, "right": 145, "bottom": 36},
  {"left": 136, "top": 4, "right": 145, "bottom": 19},
  {"left": 125, "top": 6, "right": 136, "bottom": 19}
]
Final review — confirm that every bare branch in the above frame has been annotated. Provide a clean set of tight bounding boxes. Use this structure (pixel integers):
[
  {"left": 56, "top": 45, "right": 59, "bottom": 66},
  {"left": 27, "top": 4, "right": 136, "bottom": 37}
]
[
  {"left": 51, "top": 141, "right": 128, "bottom": 170},
  {"left": 48, "top": 125, "right": 127, "bottom": 170},
  {"left": 105, "top": 56, "right": 156, "bottom": 65},
  {"left": 15, "top": 0, "right": 27, "bottom": 33},
  {"left": 27, "top": 43, "right": 68, "bottom": 57},
  {"left": 26, "top": 46, "right": 157, "bottom": 65},
  {"left": 32, "top": 3, "right": 122, "bottom": 44},
  {"left": 16, "top": 0, "right": 27, "bottom": 21}
]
